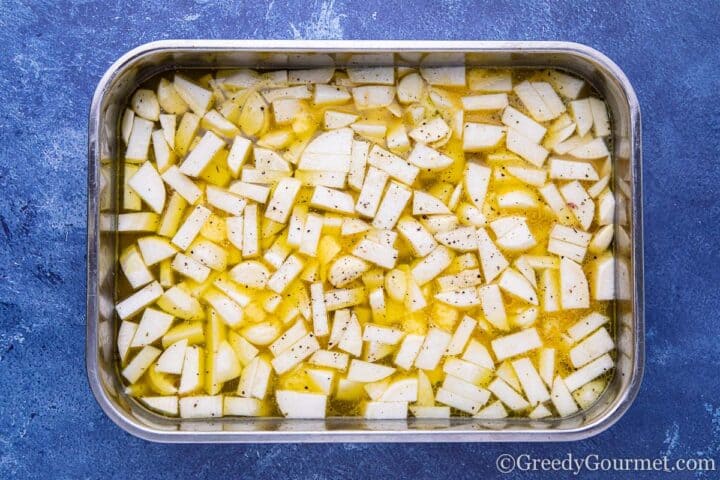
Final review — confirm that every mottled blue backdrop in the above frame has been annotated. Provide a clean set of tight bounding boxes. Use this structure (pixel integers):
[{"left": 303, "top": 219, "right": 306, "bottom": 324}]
[{"left": 1, "top": 1, "right": 719, "bottom": 478}]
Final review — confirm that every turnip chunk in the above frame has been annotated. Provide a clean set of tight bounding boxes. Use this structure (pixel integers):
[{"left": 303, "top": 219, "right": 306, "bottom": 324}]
[
  {"left": 411, "top": 245, "right": 453, "bottom": 286},
  {"left": 462, "top": 340, "right": 495, "bottom": 371},
  {"left": 310, "top": 186, "right": 355, "bottom": 214},
  {"left": 479, "top": 284, "right": 508, "bottom": 330},
  {"left": 179, "top": 131, "right": 225, "bottom": 177},
  {"left": 270, "top": 320, "right": 308, "bottom": 357},
  {"left": 491, "top": 328, "right": 542, "bottom": 361},
  {"left": 511, "top": 358, "right": 550, "bottom": 405},
  {"left": 544, "top": 70, "right": 585, "bottom": 99},
  {"left": 271, "top": 333, "right": 321, "bottom": 374},
  {"left": 475, "top": 228, "right": 508, "bottom": 283},
  {"left": 116, "top": 281, "right": 164, "bottom": 320},
  {"left": 242, "top": 204, "right": 260, "bottom": 258},
  {"left": 206, "top": 186, "right": 247, "bottom": 216},
  {"left": 436, "top": 269, "right": 482, "bottom": 292},
  {"left": 563, "top": 354, "right": 614, "bottom": 392},
  {"left": 436, "top": 387, "right": 486, "bottom": 415},
  {"left": 537, "top": 348, "right": 555, "bottom": 387},
  {"left": 310, "top": 282, "right": 329, "bottom": 337},
  {"left": 362, "top": 401, "right": 408, "bottom": 419},
  {"left": 420, "top": 52, "right": 466, "bottom": 87},
  {"left": 299, "top": 213, "right": 323, "bottom": 257},
  {"left": 498, "top": 268, "right": 538, "bottom": 305},
  {"left": 367, "top": 145, "right": 419, "bottom": 185},
  {"left": 310, "top": 350, "right": 349, "bottom": 371},
  {"left": 462, "top": 123, "right": 505, "bottom": 151},
  {"left": 122, "top": 346, "right": 161, "bottom": 383},
  {"left": 567, "top": 312, "right": 610, "bottom": 342},
  {"left": 414, "top": 328, "right": 452, "bottom": 370},
  {"left": 265, "top": 178, "right": 302, "bottom": 223},
  {"left": 473, "top": 400, "right": 508, "bottom": 419},
  {"left": 407, "top": 143, "right": 453, "bottom": 170},
  {"left": 347, "top": 360, "right": 395, "bottom": 383},
  {"left": 397, "top": 217, "right": 438, "bottom": 257},
  {"left": 569, "top": 99, "right": 593, "bottom": 136},
  {"left": 461, "top": 93, "right": 508, "bottom": 111},
  {"left": 589, "top": 97, "right": 611, "bottom": 137},
  {"left": 352, "top": 239, "right": 398, "bottom": 269},
  {"left": 569, "top": 327, "right": 614, "bottom": 368},
  {"left": 412, "top": 117, "right": 452, "bottom": 145},
  {"left": 276, "top": 390, "right": 327, "bottom": 419},
  {"left": 549, "top": 158, "right": 599, "bottom": 181},
  {"left": 548, "top": 223, "right": 591, "bottom": 262},
  {"left": 229, "top": 181, "right": 270, "bottom": 204},
  {"left": 128, "top": 162, "right": 165, "bottom": 214},
  {"left": 502, "top": 106, "right": 546, "bottom": 143},
  {"left": 506, "top": 129, "right": 549, "bottom": 167},
  {"left": 464, "top": 162, "right": 491, "bottom": 209},
  {"left": 352, "top": 85, "right": 396, "bottom": 110},
  {"left": 446, "top": 316, "right": 477, "bottom": 356},
  {"left": 125, "top": 117, "right": 154, "bottom": 163},
  {"left": 413, "top": 190, "right": 451, "bottom": 215},
  {"left": 560, "top": 257, "right": 590, "bottom": 309},
  {"left": 514, "top": 81, "right": 556, "bottom": 122},
  {"left": 363, "top": 324, "right": 404, "bottom": 345},
  {"left": 436, "top": 227, "right": 477, "bottom": 252},
  {"left": 435, "top": 288, "right": 481, "bottom": 309},
  {"left": 373, "top": 182, "right": 412, "bottom": 230},
  {"left": 299, "top": 128, "right": 353, "bottom": 172},
  {"left": 355, "top": 166, "right": 389, "bottom": 218},
  {"left": 348, "top": 140, "right": 370, "bottom": 190},
  {"left": 560, "top": 180, "right": 594, "bottom": 230},
  {"left": 161, "top": 166, "right": 202, "bottom": 204},
  {"left": 488, "top": 378, "right": 530, "bottom": 412},
  {"left": 551, "top": 376, "right": 579, "bottom": 417},
  {"left": 394, "top": 334, "right": 425, "bottom": 370},
  {"left": 172, "top": 206, "right": 211, "bottom": 251},
  {"left": 268, "top": 255, "right": 304, "bottom": 294}
]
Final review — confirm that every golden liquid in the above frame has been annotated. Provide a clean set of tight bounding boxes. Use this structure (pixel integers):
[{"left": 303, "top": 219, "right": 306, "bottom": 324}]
[{"left": 117, "top": 68, "right": 614, "bottom": 417}]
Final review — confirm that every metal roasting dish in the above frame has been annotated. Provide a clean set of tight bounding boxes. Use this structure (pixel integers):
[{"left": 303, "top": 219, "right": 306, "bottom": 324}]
[{"left": 87, "top": 40, "right": 643, "bottom": 442}]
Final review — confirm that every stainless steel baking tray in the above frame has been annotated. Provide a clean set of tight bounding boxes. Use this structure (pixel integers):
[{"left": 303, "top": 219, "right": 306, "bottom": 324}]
[{"left": 87, "top": 40, "right": 643, "bottom": 442}]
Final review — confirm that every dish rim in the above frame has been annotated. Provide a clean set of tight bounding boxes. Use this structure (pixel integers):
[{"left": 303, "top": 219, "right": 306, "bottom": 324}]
[{"left": 86, "top": 39, "right": 644, "bottom": 443}]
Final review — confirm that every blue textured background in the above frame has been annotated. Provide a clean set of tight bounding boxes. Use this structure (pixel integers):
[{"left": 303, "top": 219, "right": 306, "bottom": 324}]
[{"left": 1, "top": 0, "right": 719, "bottom": 478}]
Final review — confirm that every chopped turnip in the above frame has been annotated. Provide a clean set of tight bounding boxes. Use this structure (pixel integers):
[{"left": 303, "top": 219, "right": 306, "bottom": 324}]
[
  {"left": 352, "top": 239, "right": 398, "bottom": 269},
  {"left": 462, "top": 123, "right": 505, "bottom": 151},
  {"left": 551, "top": 376, "right": 579, "bottom": 417},
  {"left": 411, "top": 245, "right": 453, "bottom": 286},
  {"left": 506, "top": 129, "right": 549, "bottom": 167},
  {"left": 560, "top": 258, "right": 590, "bottom": 309},
  {"left": 502, "top": 106, "right": 546, "bottom": 143},
  {"left": 347, "top": 359, "right": 396, "bottom": 383},
  {"left": 475, "top": 228, "right": 509, "bottom": 283},
  {"left": 488, "top": 378, "right": 530, "bottom": 411},
  {"left": 511, "top": 358, "right": 550, "bottom": 405},
  {"left": 409, "top": 117, "right": 451, "bottom": 144},
  {"left": 373, "top": 182, "right": 412, "bottom": 229},
  {"left": 394, "top": 334, "right": 425, "bottom": 370},
  {"left": 414, "top": 328, "right": 452, "bottom": 370},
  {"left": 491, "top": 328, "right": 542, "bottom": 361},
  {"left": 570, "top": 327, "right": 614, "bottom": 368},
  {"left": 498, "top": 268, "right": 538, "bottom": 305},
  {"left": 549, "top": 158, "right": 599, "bottom": 181},
  {"left": 563, "top": 354, "right": 614, "bottom": 392}
]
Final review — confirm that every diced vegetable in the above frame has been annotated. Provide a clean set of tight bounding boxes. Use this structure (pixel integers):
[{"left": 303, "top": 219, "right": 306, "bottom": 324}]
[{"left": 130, "top": 88, "right": 160, "bottom": 121}]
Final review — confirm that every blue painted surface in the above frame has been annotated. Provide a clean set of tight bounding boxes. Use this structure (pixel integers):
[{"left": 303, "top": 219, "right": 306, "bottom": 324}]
[{"left": 1, "top": 0, "right": 719, "bottom": 478}]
